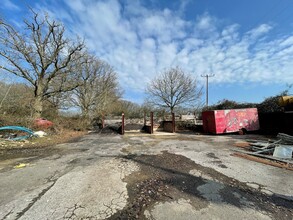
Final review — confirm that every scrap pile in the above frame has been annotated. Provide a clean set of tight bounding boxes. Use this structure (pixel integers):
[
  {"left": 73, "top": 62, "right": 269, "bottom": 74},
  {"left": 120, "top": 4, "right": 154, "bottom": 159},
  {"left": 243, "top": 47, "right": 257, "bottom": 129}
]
[
  {"left": 0, "top": 126, "right": 35, "bottom": 141},
  {"left": 233, "top": 133, "right": 293, "bottom": 170}
]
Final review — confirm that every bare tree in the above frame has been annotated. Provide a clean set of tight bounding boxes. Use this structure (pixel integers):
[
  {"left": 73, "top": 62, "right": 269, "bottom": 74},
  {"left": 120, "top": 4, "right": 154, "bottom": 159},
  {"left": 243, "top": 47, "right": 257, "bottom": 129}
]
[
  {"left": 0, "top": 10, "right": 85, "bottom": 118},
  {"left": 71, "top": 54, "right": 120, "bottom": 121},
  {"left": 146, "top": 66, "right": 202, "bottom": 112},
  {"left": 94, "top": 63, "right": 121, "bottom": 117},
  {"left": 110, "top": 100, "right": 144, "bottom": 118}
]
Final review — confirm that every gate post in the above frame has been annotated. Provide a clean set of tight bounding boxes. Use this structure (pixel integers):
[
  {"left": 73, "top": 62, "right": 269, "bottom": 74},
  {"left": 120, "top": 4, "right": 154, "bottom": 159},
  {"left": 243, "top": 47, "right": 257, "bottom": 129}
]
[
  {"left": 121, "top": 112, "right": 125, "bottom": 135},
  {"left": 150, "top": 112, "right": 154, "bottom": 134},
  {"left": 172, "top": 112, "right": 175, "bottom": 133}
]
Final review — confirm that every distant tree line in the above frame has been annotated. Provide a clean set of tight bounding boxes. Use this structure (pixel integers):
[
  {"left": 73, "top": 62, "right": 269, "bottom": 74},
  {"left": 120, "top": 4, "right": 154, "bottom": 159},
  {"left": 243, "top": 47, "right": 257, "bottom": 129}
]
[{"left": 206, "top": 86, "right": 292, "bottom": 113}]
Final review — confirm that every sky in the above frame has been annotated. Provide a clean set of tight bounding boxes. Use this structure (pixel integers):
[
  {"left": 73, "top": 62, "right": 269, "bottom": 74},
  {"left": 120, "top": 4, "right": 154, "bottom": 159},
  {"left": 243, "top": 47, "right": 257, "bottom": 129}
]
[{"left": 0, "top": 0, "right": 293, "bottom": 105}]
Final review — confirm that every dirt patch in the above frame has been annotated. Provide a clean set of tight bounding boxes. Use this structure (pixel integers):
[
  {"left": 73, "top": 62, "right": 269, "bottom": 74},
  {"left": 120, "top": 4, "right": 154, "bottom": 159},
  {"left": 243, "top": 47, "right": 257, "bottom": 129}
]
[
  {"left": 93, "top": 125, "right": 122, "bottom": 135},
  {"left": 124, "top": 124, "right": 144, "bottom": 131},
  {"left": 109, "top": 152, "right": 293, "bottom": 220},
  {"left": 0, "top": 130, "right": 86, "bottom": 160},
  {"left": 206, "top": 152, "right": 220, "bottom": 159}
]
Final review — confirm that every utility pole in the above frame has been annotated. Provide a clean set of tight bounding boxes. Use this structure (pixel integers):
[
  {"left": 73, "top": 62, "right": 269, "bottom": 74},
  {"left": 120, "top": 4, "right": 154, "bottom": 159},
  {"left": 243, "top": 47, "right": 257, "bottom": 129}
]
[{"left": 201, "top": 74, "right": 215, "bottom": 106}]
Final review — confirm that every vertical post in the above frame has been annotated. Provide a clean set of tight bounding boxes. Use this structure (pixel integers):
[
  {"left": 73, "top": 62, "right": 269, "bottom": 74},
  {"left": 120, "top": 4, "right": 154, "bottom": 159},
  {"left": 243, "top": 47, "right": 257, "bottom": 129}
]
[
  {"left": 150, "top": 111, "right": 154, "bottom": 134},
  {"left": 206, "top": 75, "right": 208, "bottom": 107},
  {"left": 201, "top": 74, "right": 215, "bottom": 106},
  {"left": 121, "top": 112, "right": 125, "bottom": 135},
  {"left": 144, "top": 112, "right": 146, "bottom": 126},
  {"left": 172, "top": 112, "right": 175, "bottom": 133}
]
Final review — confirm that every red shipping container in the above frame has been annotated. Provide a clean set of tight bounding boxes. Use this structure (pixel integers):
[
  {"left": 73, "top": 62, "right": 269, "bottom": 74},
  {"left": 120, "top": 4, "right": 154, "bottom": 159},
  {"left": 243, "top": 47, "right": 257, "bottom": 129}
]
[{"left": 202, "top": 108, "right": 259, "bottom": 134}]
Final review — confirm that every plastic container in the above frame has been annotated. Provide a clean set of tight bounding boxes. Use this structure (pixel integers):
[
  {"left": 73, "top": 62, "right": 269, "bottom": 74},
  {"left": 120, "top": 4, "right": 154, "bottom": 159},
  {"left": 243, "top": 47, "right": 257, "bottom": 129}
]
[{"left": 273, "top": 145, "right": 293, "bottom": 159}]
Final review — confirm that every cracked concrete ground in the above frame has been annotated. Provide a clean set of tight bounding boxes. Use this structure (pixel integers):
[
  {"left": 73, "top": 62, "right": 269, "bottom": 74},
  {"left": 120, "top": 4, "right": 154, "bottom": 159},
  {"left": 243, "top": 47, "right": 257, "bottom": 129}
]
[{"left": 0, "top": 133, "right": 292, "bottom": 220}]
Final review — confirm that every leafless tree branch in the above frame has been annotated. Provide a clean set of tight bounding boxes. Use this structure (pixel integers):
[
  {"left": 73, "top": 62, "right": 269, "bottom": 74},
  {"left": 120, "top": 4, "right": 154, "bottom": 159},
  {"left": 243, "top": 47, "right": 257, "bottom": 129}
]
[
  {"left": 0, "top": 10, "right": 85, "bottom": 118},
  {"left": 146, "top": 66, "right": 203, "bottom": 112},
  {"left": 70, "top": 53, "right": 120, "bottom": 121}
]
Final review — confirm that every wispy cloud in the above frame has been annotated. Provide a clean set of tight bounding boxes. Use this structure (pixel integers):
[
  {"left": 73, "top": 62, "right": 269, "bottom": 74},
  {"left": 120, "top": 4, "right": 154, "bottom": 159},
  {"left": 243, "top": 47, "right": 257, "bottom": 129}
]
[
  {"left": 1, "top": 0, "right": 20, "bottom": 11},
  {"left": 36, "top": 0, "right": 293, "bottom": 94}
]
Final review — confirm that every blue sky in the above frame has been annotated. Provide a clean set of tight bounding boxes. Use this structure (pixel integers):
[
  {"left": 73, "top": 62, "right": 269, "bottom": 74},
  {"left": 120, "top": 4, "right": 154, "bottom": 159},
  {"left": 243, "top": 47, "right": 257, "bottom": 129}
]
[{"left": 1, "top": 0, "right": 293, "bottom": 105}]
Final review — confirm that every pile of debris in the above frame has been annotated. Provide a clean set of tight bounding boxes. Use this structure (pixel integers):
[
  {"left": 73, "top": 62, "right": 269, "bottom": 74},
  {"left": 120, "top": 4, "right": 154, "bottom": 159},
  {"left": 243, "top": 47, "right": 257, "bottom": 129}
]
[
  {"left": 233, "top": 133, "right": 293, "bottom": 170},
  {"left": 93, "top": 124, "right": 122, "bottom": 135},
  {"left": 0, "top": 126, "right": 47, "bottom": 141}
]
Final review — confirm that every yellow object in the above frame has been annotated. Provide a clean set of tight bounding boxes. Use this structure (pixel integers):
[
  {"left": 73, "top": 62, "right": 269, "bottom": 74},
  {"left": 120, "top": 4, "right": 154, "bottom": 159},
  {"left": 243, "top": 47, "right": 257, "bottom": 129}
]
[
  {"left": 278, "top": 96, "right": 293, "bottom": 107},
  {"left": 14, "top": 163, "right": 28, "bottom": 169}
]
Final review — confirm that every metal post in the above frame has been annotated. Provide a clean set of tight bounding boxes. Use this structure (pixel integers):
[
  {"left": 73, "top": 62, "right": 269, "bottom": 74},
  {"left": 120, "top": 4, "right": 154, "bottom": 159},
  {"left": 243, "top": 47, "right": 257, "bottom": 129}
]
[
  {"left": 172, "top": 112, "right": 175, "bottom": 133},
  {"left": 201, "top": 74, "right": 215, "bottom": 106},
  {"left": 206, "top": 75, "right": 208, "bottom": 106},
  {"left": 150, "top": 112, "right": 154, "bottom": 134},
  {"left": 121, "top": 113, "right": 125, "bottom": 135}
]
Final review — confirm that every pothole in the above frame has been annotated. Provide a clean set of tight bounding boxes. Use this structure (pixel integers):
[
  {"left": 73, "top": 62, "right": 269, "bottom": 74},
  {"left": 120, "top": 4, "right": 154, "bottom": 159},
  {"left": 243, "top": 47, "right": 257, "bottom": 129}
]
[{"left": 107, "top": 152, "right": 293, "bottom": 220}]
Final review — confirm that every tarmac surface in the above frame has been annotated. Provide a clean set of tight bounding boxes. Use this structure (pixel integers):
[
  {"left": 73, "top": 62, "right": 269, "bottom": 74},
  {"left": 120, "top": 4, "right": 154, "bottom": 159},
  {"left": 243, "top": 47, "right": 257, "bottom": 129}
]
[{"left": 0, "top": 132, "right": 292, "bottom": 220}]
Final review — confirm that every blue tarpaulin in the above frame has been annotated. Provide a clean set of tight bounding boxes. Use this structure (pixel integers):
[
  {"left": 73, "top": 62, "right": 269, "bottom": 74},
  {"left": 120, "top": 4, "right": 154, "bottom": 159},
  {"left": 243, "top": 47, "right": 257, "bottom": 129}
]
[{"left": 0, "top": 126, "right": 35, "bottom": 140}]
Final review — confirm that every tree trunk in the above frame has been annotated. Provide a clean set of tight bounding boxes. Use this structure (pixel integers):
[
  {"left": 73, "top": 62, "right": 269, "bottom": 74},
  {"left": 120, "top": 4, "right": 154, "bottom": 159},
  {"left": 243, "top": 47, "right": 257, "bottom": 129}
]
[
  {"left": 33, "top": 83, "right": 44, "bottom": 119},
  {"left": 33, "top": 95, "right": 43, "bottom": 119}
]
